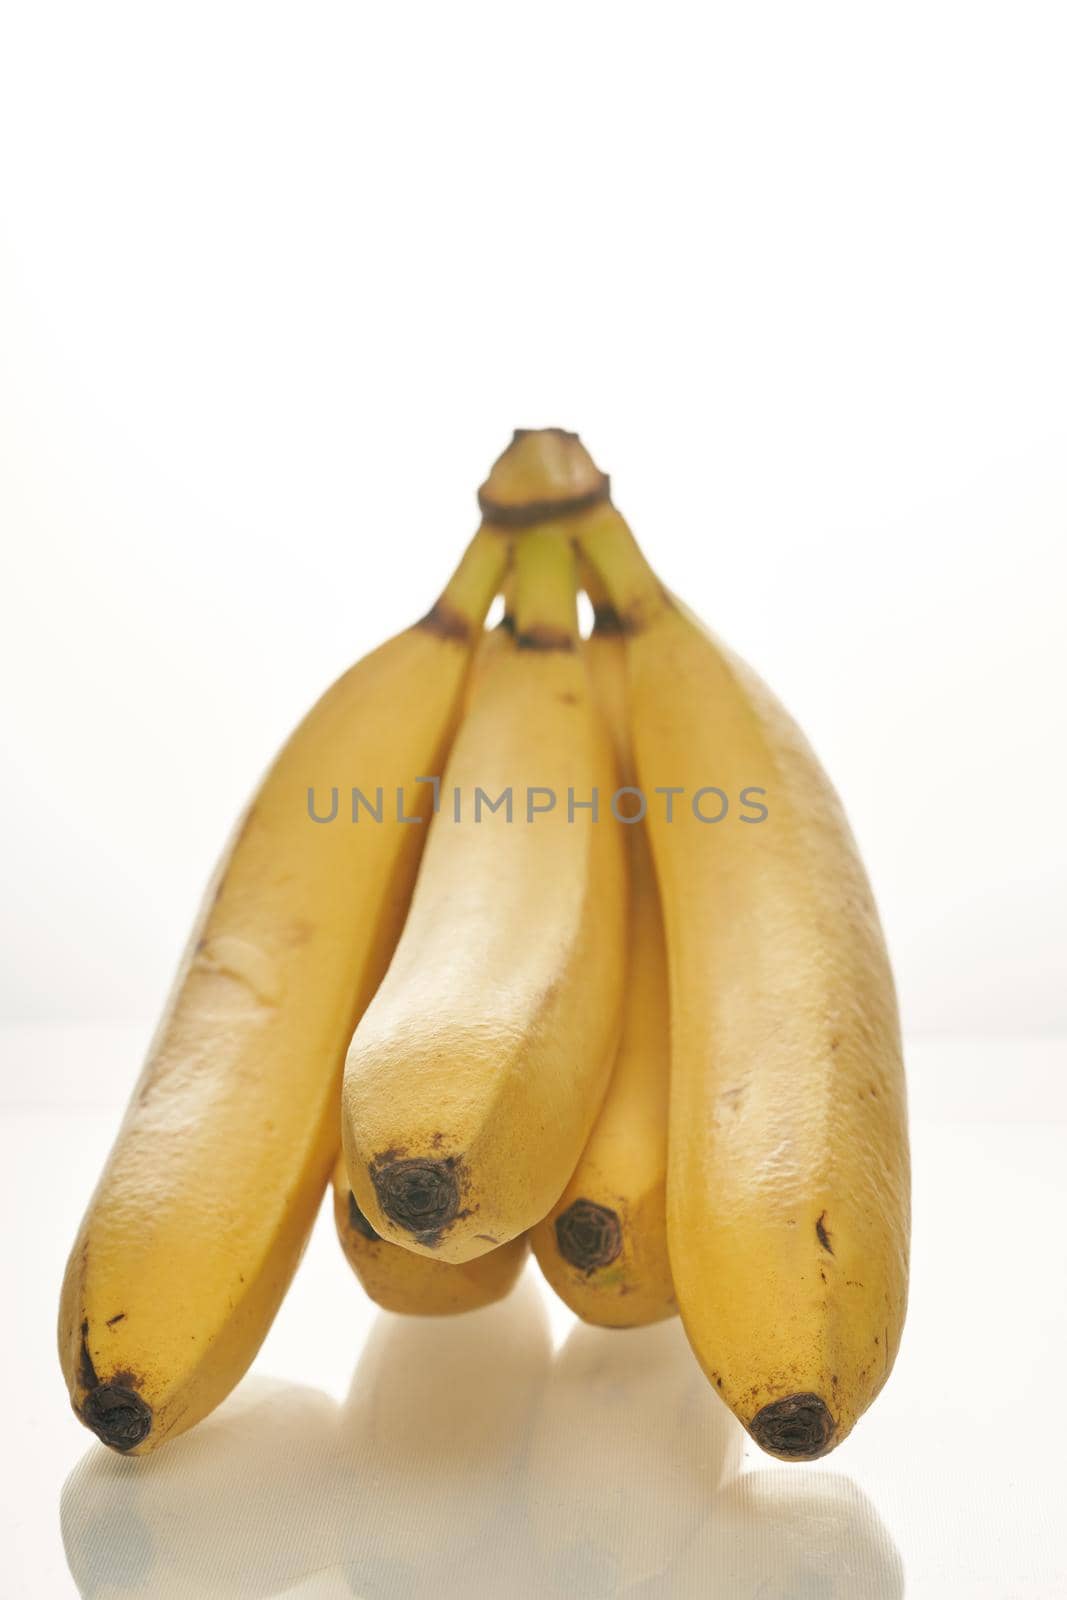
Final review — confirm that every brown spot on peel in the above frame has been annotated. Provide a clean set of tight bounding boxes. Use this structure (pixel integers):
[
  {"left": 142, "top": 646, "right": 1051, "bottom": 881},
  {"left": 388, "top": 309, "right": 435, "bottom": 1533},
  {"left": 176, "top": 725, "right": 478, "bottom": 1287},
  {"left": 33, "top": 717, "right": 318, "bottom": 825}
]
[
  {"left": 370, "top": 1154, "right": 462, "bottom": 1246},
  {"left": 750, "top": 1393, "right": 836, "bottom": 1460},
  {"left": 816, "top": 1211, "right": 834, "bottom": 1254},
  {"left": 77, "top": 1321, "right": 97, "bottom": 1391},
  {"left": 105, "top": 1313, "right": 126, "bottom": 1327},
  {"left": 554, "top": 1199, "right": 623, "bottom": 1273}
]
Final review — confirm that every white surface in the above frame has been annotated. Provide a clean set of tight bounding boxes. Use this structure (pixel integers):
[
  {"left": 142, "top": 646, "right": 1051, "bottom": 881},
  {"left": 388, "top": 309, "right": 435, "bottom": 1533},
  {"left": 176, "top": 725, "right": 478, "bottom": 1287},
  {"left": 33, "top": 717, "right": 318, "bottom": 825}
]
[
  {"left": 2, "top": 4, "right": 1067, "bottom": 1036},
  {"left": 4, "top": 1027, "right": 1065, "bottom": 1597}
]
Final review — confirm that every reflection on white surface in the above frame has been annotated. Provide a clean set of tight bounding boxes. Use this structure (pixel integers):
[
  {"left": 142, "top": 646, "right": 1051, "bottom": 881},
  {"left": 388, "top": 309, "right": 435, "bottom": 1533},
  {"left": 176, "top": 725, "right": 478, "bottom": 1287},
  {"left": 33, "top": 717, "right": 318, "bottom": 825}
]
[
  {"left": 637, "top": 1472, "right": 905, "bottom": 1598},
  {"left": 60, "top": 1272, "right": 903, "bottom": 1599},
  {"left": 524, "top": 1318, "right": 741, "bottom": 1593}
]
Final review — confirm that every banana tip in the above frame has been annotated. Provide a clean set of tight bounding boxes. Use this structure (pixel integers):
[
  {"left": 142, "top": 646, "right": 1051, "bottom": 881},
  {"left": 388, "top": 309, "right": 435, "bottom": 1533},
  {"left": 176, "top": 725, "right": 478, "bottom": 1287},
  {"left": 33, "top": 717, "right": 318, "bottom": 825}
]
[
  {"left": 81, "top": 1382, "right": 153, "bottom": 1452},
  {"left": 750, "top": 1392, "right": 836, "bottom": 1460},
  {"left": 370, "top": 1153, "right": 463, "bottom": 1245},
  {"left": 555, "top": 1198, "right": 623, "bottom": 1272}
]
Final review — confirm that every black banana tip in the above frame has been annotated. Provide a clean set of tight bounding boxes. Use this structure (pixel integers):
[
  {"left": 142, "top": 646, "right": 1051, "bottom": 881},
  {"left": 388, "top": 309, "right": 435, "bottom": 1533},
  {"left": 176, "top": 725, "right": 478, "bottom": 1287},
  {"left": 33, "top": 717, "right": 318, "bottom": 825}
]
[
  {"left": 82, "top": 1383, "right": 153, "bottom": 1452},
  {"left": 555, "top": 1199, "right": 623, "bottom": 1272},
  {"left": 371, "top": 1155, "right": 461, "bottom": 1245},
  {"left": 750, "top": 1393, "right": 836, "bottom": 1459}
]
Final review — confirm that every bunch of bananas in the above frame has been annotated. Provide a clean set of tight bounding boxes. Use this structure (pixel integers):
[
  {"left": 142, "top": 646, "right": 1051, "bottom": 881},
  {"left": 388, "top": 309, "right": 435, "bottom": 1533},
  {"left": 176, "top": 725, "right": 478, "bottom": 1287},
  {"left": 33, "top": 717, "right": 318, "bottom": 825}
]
[{"left": 60, "top": 430, "right": 909, "bottom": 1466}]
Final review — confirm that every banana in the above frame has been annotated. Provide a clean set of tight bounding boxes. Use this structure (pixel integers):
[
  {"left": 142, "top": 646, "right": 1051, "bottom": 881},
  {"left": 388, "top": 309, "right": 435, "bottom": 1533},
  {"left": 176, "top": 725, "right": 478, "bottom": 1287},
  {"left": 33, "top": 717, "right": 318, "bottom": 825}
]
[
  {"left": 343, "top": 434, "right": 627, "bottom": 1264},
  {"left": 332, "top": 1152, "right": 529, "bottom": 1315},
  {"left": 460, "top": 573, "right": 514, "bottom": 714},
  {"left": 530, "top": 604, "right": 675, "bottom": 1327},
  {"left": 59, "top": 525, "right": 507, "bottom": 1454},
  {"left": 575, "top": 444, "right": 909, "bottom": 1460}
]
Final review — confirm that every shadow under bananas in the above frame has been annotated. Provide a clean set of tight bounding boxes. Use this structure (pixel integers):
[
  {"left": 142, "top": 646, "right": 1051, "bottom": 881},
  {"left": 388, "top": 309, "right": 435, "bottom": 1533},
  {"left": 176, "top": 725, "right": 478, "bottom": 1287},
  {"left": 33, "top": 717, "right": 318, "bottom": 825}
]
[{"left": 61, "top": 1268, "right": 904, "bottom": 1599}]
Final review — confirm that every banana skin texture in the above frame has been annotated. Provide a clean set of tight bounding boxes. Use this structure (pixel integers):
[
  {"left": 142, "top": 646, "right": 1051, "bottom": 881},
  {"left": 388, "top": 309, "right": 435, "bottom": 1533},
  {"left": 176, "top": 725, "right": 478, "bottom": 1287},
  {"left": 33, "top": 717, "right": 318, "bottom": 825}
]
[
  {"left": 332, "top": 1152, "right": 529, "bottom": 1316},
  {"left": 531, "top": 619, "right": 675, "bottom": 1328},
  {"left": 59, "top": 528, "right": 506, "bottom": 1454},
  {"left": 343, "top": 519, "right": 628, "bottom": 1264},
  {"left": 579, "top": 487, "right": 910, "bottom": 1460}
]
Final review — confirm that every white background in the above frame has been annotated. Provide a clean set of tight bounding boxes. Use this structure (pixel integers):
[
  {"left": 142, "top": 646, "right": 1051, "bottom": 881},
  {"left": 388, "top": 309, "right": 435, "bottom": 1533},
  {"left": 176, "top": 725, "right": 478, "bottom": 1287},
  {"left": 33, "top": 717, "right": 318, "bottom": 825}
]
[
  {"left": 2, "top": 2, "right": 1065, "bottom": 1039},
  {"left": 2, "top": 5, "right": 1067, "bottom": 1597}
]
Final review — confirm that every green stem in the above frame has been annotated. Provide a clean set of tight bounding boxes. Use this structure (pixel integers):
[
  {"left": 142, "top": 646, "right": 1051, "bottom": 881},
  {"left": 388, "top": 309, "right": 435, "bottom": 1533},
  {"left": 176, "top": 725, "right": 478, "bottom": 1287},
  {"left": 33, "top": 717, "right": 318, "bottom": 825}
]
[
  {"left": 576, "top": 506, "right": 668, "bottom": 629},
  {"left": 428, "top": 526, "right": 510, "bottom": 636},
  {"left": 512, "top": 526, "right": 579, "bottom": 647}
]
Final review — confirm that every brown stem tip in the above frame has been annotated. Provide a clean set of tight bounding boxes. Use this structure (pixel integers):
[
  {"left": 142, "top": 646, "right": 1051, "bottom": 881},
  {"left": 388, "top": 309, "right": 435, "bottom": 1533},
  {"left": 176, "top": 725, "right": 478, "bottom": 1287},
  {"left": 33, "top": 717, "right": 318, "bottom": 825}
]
[
  {"left": 417, "top": 599, "right": 471, "bottom": 643},
  {"left": 82, "top": 1383, "right": 153, "bottom": 1452},
  {"left": 591, "top": 604, "right": 631, "bottom": 637},
  {"left": 478, "top": 428, "right": 610, "bottom": 528},
  {"left": 750, "top": 1393, "right": 836, "bottom": 1460},
  {"left": 371, "top": 1156, "right": 461, "bottom": 1245},
  {"left": 515, "top": 624, "right": 577, "bottom": 653},
  {"left": 555, "top": 1199, "right": 623, "bottom": 1272}
]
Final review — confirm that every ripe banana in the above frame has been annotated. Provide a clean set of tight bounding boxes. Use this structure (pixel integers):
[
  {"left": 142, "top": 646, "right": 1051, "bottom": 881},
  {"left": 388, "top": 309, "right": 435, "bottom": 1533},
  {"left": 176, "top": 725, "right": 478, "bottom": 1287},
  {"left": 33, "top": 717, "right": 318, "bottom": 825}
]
[
  {"left": 575, "top": 453, "right": 909, "bottom": 1460},
  {"left": 59, "top": 526, "right": 507, "bottom": 1454},
  {"left": 343, "top": 450, "right": 627, "bottom": 1263},
  {"left": 332, "top": 1153, "right": 529, "bottom": 1315},
  {"left": 530, "top": 607, "right": 675, "bottom": 1327}
]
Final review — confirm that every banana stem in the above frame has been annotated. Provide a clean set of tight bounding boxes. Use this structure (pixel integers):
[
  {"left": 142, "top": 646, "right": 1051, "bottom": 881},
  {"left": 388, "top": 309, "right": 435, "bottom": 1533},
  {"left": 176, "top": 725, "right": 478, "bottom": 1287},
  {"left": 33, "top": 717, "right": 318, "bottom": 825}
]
[
  {"left": 423, "top": 526, "right": 510, "bottom": 639},
  {"left": 512, "top": 526, "right": 579, "bottom": 648},
  {"left": 499, "top": 572, "right": 516, "bottom": 632},
  {"left": 574, "top": 506, "right": 668, "bottom": 632},
  {"left": 577, "top": 557, "right": 622, "bottom": 638},
  {"left": 578, "top": 559, "right": 610, "bottom": 611}
]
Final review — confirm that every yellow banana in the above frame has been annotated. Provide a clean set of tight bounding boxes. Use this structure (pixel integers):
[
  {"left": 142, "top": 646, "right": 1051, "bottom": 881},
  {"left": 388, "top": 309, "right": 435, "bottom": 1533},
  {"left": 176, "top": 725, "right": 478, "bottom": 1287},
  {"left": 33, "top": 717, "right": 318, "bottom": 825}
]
[
  {"left": 575, "top": 443, "right": 909, "bottom": 1460},
  {"left": 460, "top": 574, "right": 514, "bottom": 714},
  {"left": 59, "top": 526, "right": 507, "bottom": 1454},
  {"left": 343, "top": 434, "right": 627, "bottom": 1263},
  {"left": 331, "top": 1152, "right": 528, "bottom": 1315},
  {"left": 531, "top": 606, "right": 675, "bottom": 1327}
]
